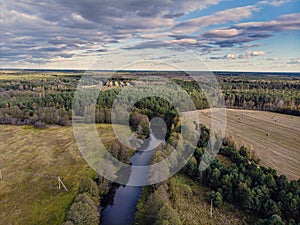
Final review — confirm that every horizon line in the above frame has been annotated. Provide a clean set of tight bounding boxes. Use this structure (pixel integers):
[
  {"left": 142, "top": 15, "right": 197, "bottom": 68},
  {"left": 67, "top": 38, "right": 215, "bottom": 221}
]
[{"left": 1, "top": 68, "right": 300, "bottom": 74}]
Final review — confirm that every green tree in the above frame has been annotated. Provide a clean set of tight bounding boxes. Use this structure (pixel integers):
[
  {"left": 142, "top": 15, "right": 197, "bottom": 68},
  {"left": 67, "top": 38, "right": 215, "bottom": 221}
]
[
  {"left": 67, "top": 202, "right": 99, "bottom": 225},
  {"left": 208, "top": 191, "right": 223, "bottom": 207},
  {"left": 78, "top": 177, "right": 99, "bottom": 202},
  {"left": 255, "top": 214, "right": 284, "bottom": 225},
  {"left": 74, "top": 193, "right": 98, "bottom": 210},
  {"left": 154, "top": 204, "right": 182, "bottom": 225}
]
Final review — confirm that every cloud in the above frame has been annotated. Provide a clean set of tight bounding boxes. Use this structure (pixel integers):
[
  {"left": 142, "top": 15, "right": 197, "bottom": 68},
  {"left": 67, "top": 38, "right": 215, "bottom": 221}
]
[
  {"left": 225, "top": 54, "right": 239, "bottom": 59},
  {"left": 210, "top": 50, "right": 267, "bottom": 60},
  {"left": 203, "top": 29, "right": 240, "bottom": 38},
  {"left": 287, "top": 58, "right": 300, "bottom": 64},
  {"left": 202, "top": 12, "right": 300, "bottom": 48},
  {"left": 172, "top": 38, "right": 198, "bottom": 45},
  {"left": 1, "top": 0, "right": 224, "bottom": 65},
  {"left": 211, "top": 37, "right": 264, "bottom": 48},
  {"left": 258, "top": 0, "right": 292, "bottom": 7},
  {"left": 233, "top": 13, "right": 300, "bottom": 32},
  {"left": 0, "top": 0, "right": 298, "bottom": 68},
  {"left": 172, "top": 5, "right": 259, "bottom": 34},
  {"left": 57, "top": 53, "right": 74, "bottom": 58},
  {"left": 163, "top": 12, "right": 185, "bottom": 19},
  {"left": 266, "top": 57, "right": 279, "bottom": 61},
  {"left": 122, "top": 41, "right": 173, "bottom": 50},
  {"left": 140, "top": 33, "right": 171, "bottom": 39},
  {"left": 246, "top": 51, "right": 266, "bottom": 56},
  {"left": 56, "top": 0, "right": 220, "bottom": 31}
]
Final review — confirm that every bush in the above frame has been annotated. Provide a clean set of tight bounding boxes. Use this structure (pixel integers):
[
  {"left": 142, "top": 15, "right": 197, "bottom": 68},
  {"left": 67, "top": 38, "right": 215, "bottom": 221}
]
[
  {"left": 33, "top": 120, "right": 47, "bottom": 129},
  {"left": 138, "top": 192, "right": 165, "bottom": 225},
  {"left": 67, "top": 202, "right": 99, "bottom": 225},
  {"left": 154, "top": 204, "right": 182, "bottom": 225},
  {"left": 78, "top": 177, "right": 99, "bottom": 201},
  {"left": 74, "top": 193, "right": 98, "bottom": 210},
  {"left": 59, "top": 116, "right": 71, "bottom": 126},
  {"left": 129, "top": 112, "right": 150, "bottom": 137}
]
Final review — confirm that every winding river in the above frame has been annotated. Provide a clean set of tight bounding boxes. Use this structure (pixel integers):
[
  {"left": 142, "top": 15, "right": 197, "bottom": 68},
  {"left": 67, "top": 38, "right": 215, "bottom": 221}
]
[{"left": 100, "top": 131, "right": 163, "bottom": 225}]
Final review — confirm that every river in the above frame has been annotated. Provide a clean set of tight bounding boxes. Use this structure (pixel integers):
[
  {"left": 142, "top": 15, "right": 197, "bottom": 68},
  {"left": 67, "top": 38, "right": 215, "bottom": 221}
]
[{"left": 100, "top": 130, "right": 163, "bottom": 225}]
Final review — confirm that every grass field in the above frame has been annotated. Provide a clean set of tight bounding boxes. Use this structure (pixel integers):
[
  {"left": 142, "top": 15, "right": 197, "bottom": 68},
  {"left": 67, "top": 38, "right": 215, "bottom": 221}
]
[
  {"left": 0, "top": 124, "right": 117, "bottom": 225},
  {"left": 169, "top": 174, "right": 255, "bottom": 225},
  {"left": 189, "top": 109, "right": 300, "bottom": 180}
]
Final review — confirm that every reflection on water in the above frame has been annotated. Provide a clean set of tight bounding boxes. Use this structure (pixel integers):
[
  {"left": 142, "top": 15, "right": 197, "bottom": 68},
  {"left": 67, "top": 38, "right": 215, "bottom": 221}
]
[{"left": 100, "top": 128, "right": 164, "bottom": 225}]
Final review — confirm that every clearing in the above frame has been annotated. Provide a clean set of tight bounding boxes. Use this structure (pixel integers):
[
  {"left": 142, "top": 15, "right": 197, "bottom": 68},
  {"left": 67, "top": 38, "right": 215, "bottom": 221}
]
[{"left": 187, "top": 109, "right": 300, "bottom": 180}]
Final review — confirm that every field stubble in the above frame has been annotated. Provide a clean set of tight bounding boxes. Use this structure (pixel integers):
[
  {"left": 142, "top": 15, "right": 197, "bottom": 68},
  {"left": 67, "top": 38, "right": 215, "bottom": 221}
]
[{"left": 192, "top": 109, "right": 300, "bottom": 180}]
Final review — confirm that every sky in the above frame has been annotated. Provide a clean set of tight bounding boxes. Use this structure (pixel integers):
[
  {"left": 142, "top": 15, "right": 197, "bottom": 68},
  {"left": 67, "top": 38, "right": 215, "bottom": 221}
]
[{"left": 1, "top": 0, "right": 300, "bottom": 72}]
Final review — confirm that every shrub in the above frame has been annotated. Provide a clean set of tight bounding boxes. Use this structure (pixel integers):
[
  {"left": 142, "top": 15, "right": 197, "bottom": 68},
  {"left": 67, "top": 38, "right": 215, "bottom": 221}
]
[
  {"left": 78, "top": 177, "right": 99, "bottom": 202},
  {"left": 74, "top": 193, "right": 98, "bottom": 210},
  {"left": 33, "top": 120, "right": 47, "bottom": 129},
  {"left": 67, "top": 202, "right": 99, "bottom": 225},
  {"left": 154, "top": 204, "right": 182, "bottom": 225}
]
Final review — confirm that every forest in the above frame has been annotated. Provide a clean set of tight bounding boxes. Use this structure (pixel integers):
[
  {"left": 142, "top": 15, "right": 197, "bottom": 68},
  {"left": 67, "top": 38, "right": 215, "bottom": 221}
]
[{"left": 0, "top": 70, "right": 300, "bottom": 128}]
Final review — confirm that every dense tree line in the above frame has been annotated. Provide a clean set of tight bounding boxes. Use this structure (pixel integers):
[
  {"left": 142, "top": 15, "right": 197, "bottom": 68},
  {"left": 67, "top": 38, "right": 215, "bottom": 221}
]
[
  {"left": 0, "top": 73, "right": 299, "bottom": 128},
  {"left": 174, "top": 77, "right": 300, "bottom": 116},
  {"left": 181, "top": 129, "right": 300, "bottom": 224}
]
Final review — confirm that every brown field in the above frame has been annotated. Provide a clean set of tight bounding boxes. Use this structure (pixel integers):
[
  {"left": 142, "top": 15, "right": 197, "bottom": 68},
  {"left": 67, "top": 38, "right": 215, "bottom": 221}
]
[
  {"left": 0, "top": 124, "right": 117, "bottom": 225},
  {"left": 188, "top": 109, "right": 300, "bottom": 180}
]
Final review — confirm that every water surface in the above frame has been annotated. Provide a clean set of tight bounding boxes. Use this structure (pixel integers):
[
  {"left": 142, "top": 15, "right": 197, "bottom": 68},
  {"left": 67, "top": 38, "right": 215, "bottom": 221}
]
[{"left": 100, "top": 132, "right": 161, "bottom": 225}]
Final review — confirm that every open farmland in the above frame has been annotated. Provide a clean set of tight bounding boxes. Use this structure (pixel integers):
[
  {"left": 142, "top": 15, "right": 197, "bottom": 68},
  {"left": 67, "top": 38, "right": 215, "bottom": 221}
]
[
  {"left": 0, "top": 124, "right": 117, "bottom": 225},
  {"left": 193, "top": 109, "right": 300, "bottom": 180}
]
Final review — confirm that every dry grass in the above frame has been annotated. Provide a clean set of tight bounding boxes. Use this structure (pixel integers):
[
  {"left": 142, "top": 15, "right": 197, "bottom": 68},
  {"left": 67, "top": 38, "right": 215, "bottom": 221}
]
[
  {"left": 169, "top": 175, "right": 254, "bottom": 225},
  {"left": 0, "top": 124, "right": 117, "bottom": 225},
  {"left": 0, "top": 74, "right": 55, "bottom": 81},
  {"left": 185, "top": 109, "right": 300, "bottom": 180}
]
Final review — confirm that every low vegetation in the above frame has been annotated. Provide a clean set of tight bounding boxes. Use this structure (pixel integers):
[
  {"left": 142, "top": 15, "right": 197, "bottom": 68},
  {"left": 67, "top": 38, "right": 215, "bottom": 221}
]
[
  {"left": 0, "top": 124, "right": 118, "bottom": 225},
  {"left": 136, "top": 175, "right": 255, "bottom": 225}
]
